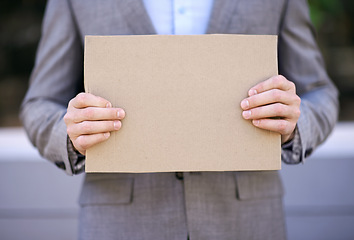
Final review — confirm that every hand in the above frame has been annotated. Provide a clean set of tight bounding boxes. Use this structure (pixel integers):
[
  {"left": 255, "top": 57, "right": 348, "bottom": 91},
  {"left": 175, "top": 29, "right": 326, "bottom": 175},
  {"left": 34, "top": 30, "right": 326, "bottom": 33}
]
[
  {"left": 240, "top": 75, "right": 301, "bottom": 144},
  {"left": 64, "top": 93, "right": 125, "bottom": 155}
]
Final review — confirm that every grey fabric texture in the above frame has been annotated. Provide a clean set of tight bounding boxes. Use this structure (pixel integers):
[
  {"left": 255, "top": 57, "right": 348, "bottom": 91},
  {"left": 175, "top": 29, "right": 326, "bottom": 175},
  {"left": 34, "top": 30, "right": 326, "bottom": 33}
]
[{"left": 20, "top": 0, "right": 339, "bottom": 239}]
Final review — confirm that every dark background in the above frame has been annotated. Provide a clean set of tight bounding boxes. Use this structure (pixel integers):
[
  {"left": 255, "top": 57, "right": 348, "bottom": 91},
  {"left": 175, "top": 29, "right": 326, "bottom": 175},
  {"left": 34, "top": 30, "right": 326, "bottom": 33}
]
[{"left": 1, "top": 0, "right": 353, "bottom": 126}]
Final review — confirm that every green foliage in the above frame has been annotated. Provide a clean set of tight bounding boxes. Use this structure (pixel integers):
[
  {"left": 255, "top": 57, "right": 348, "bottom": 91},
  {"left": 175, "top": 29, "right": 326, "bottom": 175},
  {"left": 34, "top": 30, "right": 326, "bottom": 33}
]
[{"left": 308, "top": 0, "right": 343, "bottom": 29}]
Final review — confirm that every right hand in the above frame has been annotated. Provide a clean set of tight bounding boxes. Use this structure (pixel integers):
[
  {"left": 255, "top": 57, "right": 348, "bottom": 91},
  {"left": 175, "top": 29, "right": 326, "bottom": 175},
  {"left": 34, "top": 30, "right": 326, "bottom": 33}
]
[{"left": 64, "top": 93, "right": 125, "bottom": 155}]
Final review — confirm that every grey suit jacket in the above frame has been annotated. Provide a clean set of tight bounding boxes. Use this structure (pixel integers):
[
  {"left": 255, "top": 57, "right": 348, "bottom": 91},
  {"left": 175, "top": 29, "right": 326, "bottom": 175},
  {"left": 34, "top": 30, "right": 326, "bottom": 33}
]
[{"left": 20, "top": 0, "right": 339, "bottom": 239}]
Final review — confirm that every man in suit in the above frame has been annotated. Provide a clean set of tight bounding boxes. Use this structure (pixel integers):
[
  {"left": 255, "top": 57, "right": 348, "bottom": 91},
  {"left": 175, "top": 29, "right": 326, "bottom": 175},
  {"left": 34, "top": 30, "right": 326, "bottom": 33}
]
[{"left": 21, "top": 0, "right": 338, "bottom": 239}]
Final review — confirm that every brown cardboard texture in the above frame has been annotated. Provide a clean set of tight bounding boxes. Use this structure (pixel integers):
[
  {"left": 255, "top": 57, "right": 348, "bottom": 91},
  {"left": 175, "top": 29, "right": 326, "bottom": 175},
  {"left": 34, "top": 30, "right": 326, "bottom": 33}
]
[{"left": 84, "top": 34, "right": 280, "bottom": 173}]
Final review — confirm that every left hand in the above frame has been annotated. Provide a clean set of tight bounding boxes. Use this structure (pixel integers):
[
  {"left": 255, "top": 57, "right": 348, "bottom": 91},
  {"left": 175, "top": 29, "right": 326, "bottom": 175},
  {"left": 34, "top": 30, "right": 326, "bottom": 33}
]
[{"left": 240, "top": 75, "right": 301, "bottom": 144}]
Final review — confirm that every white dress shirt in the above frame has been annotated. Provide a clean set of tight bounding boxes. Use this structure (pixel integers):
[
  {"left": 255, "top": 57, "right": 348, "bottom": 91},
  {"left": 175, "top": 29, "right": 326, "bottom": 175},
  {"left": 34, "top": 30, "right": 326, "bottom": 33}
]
[{"left": 142, "top": 0, "right": 214, "bottom": 35}]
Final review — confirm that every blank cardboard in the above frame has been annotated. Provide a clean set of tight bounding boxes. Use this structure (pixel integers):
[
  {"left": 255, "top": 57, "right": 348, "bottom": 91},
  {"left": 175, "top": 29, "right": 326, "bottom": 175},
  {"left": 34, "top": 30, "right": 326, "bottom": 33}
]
[{"left": 84, "top": 34, "right": 280, "bottom": 173}]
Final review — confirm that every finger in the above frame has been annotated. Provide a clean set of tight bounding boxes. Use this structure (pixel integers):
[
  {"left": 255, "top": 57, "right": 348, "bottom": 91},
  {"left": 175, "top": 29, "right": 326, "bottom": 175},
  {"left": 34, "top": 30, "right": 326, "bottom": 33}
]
[
  {"left": 73, "top": 132, "right": 111, "bottom": 153},
  {"left": 241, "top": 89, "right": 294, "bottom": 110},
  {"left": 70, "top": 107, "right": 125, "bottom": 123},
  {"left": 69, "top": 93, "right": 112, "bottom": 109},
  {"left": 252, "top": 119, "right": 295, "bottom": 136},
  {"left": 242, "top": 103, "right": 298, "bottom": 120},
  {"left": 248, "top": 75, "right": 296, "bottom": 96},
  {"left": 67, "top": 120, "right": 122, "bottom": 137}
]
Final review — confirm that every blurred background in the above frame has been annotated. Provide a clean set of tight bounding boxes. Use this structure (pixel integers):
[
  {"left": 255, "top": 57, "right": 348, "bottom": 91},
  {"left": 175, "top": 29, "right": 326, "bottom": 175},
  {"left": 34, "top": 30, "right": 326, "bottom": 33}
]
[{"left": 0, "top": 0, "right": 353, "bottom": 239}]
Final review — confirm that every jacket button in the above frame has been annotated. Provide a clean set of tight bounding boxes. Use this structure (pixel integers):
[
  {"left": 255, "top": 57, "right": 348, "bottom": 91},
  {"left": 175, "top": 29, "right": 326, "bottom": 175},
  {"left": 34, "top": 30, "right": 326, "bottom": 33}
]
[{"left": 175, "top": 172, "right": 184, "bottom": 180}]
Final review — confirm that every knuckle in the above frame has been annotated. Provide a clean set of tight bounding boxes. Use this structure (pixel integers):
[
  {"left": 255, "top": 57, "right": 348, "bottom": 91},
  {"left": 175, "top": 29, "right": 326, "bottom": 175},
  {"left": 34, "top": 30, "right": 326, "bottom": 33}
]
[
  {"left": 289, "top": 81, "right": 296, "bottom": 90},
  {"left": 83, "top": 108, "right": 94, "bottom": 119},
  {"left": 80, "top": 121, "right": 92, "bottom": 133},
  {"left": 273, "top": 75, "right": 283, "bottom": 85},
  {"left": 249, "top": 108, "right": 257, "bottom": 117},
  {"left": 278, "top": 75, "right": 286, "bottom": 82},
  {"left": 68, "top": 99, "right": 74, "bottom": 108},
  {"left": 291, "top": 81, "right": 296, "bottom": 88},
  {"left": 272, "top": 89, "right": 282, "bottom": 101},
  {"left": 63, "top": 113, "right": 70, "bottom": 124},
  {"left": 76, "top": 136, "right": 89, "bottom": 149},
  {"left": 66, "top": 126, "right": 73, "bottom": 136},
  {"left": 290, "top": 95, "right": 301, "bottom": 108},
  {"left": 294, "top": 108, "right": 301, "bottom": 118},
  {"left": 295, "top": 95, "right": 301, "bottom": 105},
  {"left": 274, "top": 104, "right": 283, "bottom": 115},
  {"left": 277, "top": 121, "right": 288, "bottom": 134},
  {"left": 76, "top": 92, "right": 86, "bottom": 98},
  {"left": 76, "top": 93, "right": 87, "bottom": 105}
]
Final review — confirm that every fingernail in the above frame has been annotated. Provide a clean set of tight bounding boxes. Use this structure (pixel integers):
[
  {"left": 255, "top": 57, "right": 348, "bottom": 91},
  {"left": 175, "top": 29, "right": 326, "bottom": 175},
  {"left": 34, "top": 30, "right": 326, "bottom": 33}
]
[
  {"left": 253, "top": 120, "right": 260, "bottom": 126},
  {"left": 104, "top": 132, "right": 110, "bottom": 138},
  {"left": 114, "top": 121, "right": 121, "bottom": 130},
  {"left": 106, "top": 102, "right": 112, "bottom": 108},
  {"left": 242, "top": 110, "right": 251, "bottom": 119},
  {"left": 117, "top": 109, "right": 125, "bottom": 119},
  {"left": 249, "top": 89, "right": 257, "bottom": 96},
  {"left": 241, "top": 99, "right": 249, "bottom": 109}
]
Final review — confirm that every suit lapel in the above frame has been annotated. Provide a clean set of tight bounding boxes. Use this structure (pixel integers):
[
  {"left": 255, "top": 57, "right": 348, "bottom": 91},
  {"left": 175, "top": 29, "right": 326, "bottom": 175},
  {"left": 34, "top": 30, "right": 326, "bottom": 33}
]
[
  {"left": 119, "top": 0, "right": 239, "bottom": 35},
  {"left": 206, "top": 0, "right": 240, "bottom": 34},
  {"left": 119, "top": 0, "right": 156, "bottom": 35}
]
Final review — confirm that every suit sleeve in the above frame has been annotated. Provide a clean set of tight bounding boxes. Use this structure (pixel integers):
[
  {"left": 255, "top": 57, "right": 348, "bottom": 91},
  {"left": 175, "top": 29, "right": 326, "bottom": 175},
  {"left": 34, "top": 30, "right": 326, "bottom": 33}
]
[
  {"left": 20, "top": 0, "right": 84, "bottom": 175},
  {"left": 278, "top": 0, "right": 339, "bottom": 163}
]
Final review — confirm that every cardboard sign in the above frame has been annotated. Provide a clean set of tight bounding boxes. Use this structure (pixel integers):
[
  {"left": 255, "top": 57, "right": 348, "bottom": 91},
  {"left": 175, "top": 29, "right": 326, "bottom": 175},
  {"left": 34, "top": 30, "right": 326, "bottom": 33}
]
[{"left": 84, "top": 34, "right": 280, "bottom": 173}]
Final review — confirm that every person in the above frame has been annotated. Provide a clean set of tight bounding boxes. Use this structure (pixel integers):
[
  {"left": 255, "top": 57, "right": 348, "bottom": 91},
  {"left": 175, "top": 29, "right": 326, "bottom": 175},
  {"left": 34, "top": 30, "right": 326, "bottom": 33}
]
[{"left": 20, "top": 0, "right": 339, "bottom": 239}]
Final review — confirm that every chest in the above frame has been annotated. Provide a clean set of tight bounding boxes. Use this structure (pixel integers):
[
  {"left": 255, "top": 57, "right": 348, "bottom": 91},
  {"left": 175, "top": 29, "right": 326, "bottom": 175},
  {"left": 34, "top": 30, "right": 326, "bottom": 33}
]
[{"left": 70, "top": 0, "right": 286, "bottom": 43}]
